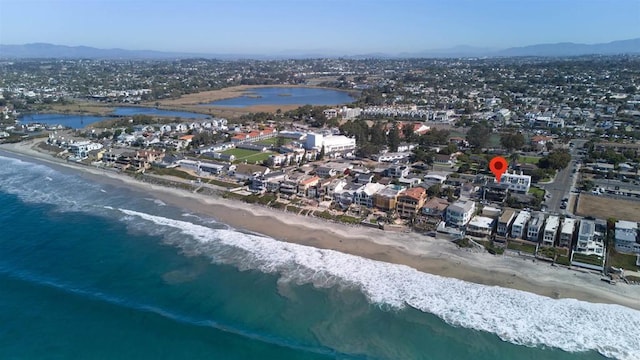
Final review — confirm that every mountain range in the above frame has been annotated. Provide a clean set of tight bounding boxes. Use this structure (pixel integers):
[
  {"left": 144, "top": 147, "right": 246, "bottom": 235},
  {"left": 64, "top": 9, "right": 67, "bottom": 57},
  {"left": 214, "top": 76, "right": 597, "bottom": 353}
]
[{"left": 1, "top": 39, "right": 639, "bottom": 60}]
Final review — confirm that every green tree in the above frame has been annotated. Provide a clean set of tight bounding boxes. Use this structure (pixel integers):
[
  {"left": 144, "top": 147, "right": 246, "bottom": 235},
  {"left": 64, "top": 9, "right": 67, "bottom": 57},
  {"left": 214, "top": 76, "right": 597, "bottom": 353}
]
[
  {"left": 318, "top": 145, "right": 325, "bottom": 161},
  {"left": 466, "top": 123, "right": 491, "bottom": 149},
  {"left": 500, "top": 133, "right": 525, "bottom": 151},
  {"left": 387, "top": 122, "right": 401, "bottom": 152}
]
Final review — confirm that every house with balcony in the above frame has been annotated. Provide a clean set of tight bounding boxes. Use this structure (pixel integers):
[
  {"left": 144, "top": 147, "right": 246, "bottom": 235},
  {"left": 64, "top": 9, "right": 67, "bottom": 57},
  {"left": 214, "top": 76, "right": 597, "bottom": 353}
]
[
  {"left": 354, "top": 183, "right": 386, "bottom": 208},
  {"left": 415, "top": 197, "right": 450, "bottom": 230},
  {"left": 297, "top": 175, "right": 320, "bottom": 197},
  {"left": 575, "top": 219, "right": 605, "bottom": 256},
  {"left": 396, "top": 187, "right": 427, "bottom": 219},
  {"left": 466, "top": 216, "right": 495, "bottom": 238},
  {"left": 386, "top": 165, "right": 410, "bottom": 179},
  {"left": 326, "top": 178, "right": 348, "bottom": 201},
  {"left": 526, "top": 212, "right": 545, "bottom": 242},
  {"left": 498, "top": 171, "right": 532, "bottom": 193},
  {"left": 373, "top": 184, "right": 405, "bottom": 212},
  {"left": 334, "top": 182, "right": 360, "bottom": 209},
  {"left": 542, "top": 215, "right": 560, "bottom": 247},
  {"left": 496, "top": 209, "right": 516, "bottom": 237},
  {"left": 559, "top": 218, "right": 577, "bottom": 248},
  {"left": 315, "top": 166, "right": 337, "bottom": 178},
  {"left": 615, "top": 220, "right": 640, "bottom": 255},
  {"left": 511, "top": 211, "right": 530, "bottom": 239},
  {"left": 445, "top": 200, "right": 476, "bottom": 228}
]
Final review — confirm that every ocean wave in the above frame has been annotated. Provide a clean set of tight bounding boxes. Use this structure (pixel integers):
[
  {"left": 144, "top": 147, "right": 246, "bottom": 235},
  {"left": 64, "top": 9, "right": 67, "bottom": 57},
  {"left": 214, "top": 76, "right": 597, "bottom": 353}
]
[
  {"left": 0, "top": 155, "right": 104, "bottom": 212},
  {"left": 119, "top": 208, "right": 640, "bottom": 360},
  {"left": 0, "top": 266, "right": 354, "bottom": 359},
  {"left": 145, "top": 198, "right": 167, "bottom": 206}
]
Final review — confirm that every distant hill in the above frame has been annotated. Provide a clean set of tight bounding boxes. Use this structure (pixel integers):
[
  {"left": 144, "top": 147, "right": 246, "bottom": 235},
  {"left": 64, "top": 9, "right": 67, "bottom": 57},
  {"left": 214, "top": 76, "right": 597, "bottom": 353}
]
[
  {"left": 0, "top": 43, "right": 258, "bottom": 60},
  {"left": 496, "top": 38, "right": 640, "bottom": 57},
  {"left": 1, "top": 39, "right": 639, "bottom": 59}
]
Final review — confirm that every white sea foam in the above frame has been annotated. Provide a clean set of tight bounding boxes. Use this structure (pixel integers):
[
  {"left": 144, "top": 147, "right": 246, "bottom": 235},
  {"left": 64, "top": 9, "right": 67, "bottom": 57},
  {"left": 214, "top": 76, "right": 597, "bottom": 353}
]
[
  {"left": 145, "top": 198, "right": 167, "bottom": 206},
  {"left": 119, "top": 208, "right": 640, "bottom": 360}
]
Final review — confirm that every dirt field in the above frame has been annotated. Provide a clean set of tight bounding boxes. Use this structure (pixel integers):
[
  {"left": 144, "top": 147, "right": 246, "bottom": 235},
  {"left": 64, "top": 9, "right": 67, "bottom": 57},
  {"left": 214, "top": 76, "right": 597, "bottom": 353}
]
[{"left": 575, "top": 194, "right": 640, "bottom": 222}]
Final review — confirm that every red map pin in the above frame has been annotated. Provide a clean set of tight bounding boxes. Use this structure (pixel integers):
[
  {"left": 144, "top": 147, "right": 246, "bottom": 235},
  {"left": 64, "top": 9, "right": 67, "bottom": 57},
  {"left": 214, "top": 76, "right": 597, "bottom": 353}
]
[{"left": 489, "top": 156, "right": 508, "bottom": 183}]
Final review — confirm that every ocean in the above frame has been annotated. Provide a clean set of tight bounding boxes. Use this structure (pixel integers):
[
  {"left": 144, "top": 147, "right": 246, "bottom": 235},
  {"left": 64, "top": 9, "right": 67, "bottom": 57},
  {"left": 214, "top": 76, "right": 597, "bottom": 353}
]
[{"left": 0, "top": 152, "right": 638, "bottom": 360}]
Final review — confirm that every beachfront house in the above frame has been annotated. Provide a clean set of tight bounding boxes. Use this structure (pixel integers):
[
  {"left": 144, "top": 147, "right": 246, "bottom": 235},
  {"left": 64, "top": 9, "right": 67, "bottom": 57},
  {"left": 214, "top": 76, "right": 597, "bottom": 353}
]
[
  {"left": 575, "top": 219, "right": 605, "bottom": 256},
  {"left": 445, "top": 200, "right": 476, "bottom": 228},
  {"left": 466, "top": 216, "right": 495, "bottom": 238},
  {"left": 511, "top": 211, "right": 531, "bottom": 239},
  {"left": 614, "top": 220, "right": 640, "bottom": 255},
  {"left": 373, "top": 184, "right": 405, "bottom": 212},
  {"left": 496, "top": 209, "right": 516, "bottom": 237},
  {"left": 354, "top": 183, "right": 386, "bottom": 208},
  {"left": 396, "top": 187, "right": 427, "bottom": 219},
  {"left": 542, "top": 215, "right": 560, "bottom": 247},
  {"left": 559, "top": 218, "right": 577, "bottom": 248},
  {"left": 526, "top": 212, "right": 545, "bottom": 242}
]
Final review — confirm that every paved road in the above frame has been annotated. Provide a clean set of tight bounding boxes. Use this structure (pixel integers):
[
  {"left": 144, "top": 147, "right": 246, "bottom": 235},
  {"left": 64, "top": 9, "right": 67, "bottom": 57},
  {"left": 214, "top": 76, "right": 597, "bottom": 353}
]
[{"left": 540, "top": 141, "right": 585, "bottom": 214}]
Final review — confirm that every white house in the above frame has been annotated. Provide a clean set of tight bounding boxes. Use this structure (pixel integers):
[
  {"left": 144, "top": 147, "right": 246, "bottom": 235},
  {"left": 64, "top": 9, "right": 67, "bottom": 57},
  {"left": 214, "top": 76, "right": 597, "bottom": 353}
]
[
  {"left": 511, "top": 210, "right": 531, "bottom": 239},
  {"left": 615, "top": 220, "right": 640, "bottom": 254},
  {"left": 575, "top": 219, "right": 605, "bottom": 256},
  {"left": 498, "top": 171, "right": 532, "bottom": 193},
  {"left": 466, "top": 216, "right": 495, "bottom": 237},
  {"left": 353, "top": 183, "right": 386, "bottom": 208},
  {"left": 542, "top": 215, "right": 560, "bottom": 247},
  {"left": 559, "top": 218, "right": 576, "bottom": 248},
  {"left": 445, "top": 200, "right": 476, "bottom": 228}
]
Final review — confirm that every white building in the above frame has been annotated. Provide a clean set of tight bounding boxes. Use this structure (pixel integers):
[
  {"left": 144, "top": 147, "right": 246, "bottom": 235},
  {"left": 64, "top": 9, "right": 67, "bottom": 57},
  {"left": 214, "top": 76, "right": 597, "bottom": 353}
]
[
  {"left": 305, "top": 133, "right": 356, "bottom": 153},
  {"left": 511, "top": 211, "right": 530, "bottom": 239},
  {"left": 527, "top": 212, "right": 545, "bottom": 242},
  {"left": 466, "top": 216, "right": 495, "bottom": 237},
  {"left": 68, "top": 141, "right": 103, "bottom": 158},
  {"left": 445, "top": 200, "right": 476, "bottom": 228},
  {"left": 353, "top": 183, "right": 386, "bottom": 208},
  {"left": 373, "top": 152, "right": 412, "bottom": 162},
  {"left": 575, "top": 220, "right": 605, "bottom": 256},
  {"left": 559, "top": 218, "right": 576, "bottom": 248},
  {"left": 542, "top": 215, "right": 560, "bottom": 247},
  {"left": 615, "top": 220, "right": 640, "bottom": 254},
  {"left": 498, "top": 171, "right": 531, "bottom": 193}
]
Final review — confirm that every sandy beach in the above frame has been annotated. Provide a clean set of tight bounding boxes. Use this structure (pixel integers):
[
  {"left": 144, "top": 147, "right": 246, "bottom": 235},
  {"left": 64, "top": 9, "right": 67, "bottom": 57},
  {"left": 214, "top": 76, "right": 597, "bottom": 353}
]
[{"left": 2, "top": 139, "right": 640, "bottom": 311}]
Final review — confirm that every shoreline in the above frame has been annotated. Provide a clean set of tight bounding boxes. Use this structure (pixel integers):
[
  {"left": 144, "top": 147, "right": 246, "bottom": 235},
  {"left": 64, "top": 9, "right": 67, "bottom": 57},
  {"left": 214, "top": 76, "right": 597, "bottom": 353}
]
[{"left": 1, "top": 139, "right": 640, "bottom": 311}]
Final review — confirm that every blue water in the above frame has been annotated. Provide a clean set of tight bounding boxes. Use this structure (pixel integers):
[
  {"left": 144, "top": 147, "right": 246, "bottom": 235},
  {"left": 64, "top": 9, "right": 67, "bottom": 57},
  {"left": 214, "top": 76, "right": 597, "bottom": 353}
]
[
  {"left": 19, "top": 107, "right": 209, "bottom": 129},
  {"left": 0, "top": 150, "right": 638, "bottom": 360},
  {"left": 18, "top": 113, "right": 106, "bottom": 129},
  {"left": 204, "top": 87, "right": 355, "bottom": 107},
  {"left": 110, "top": 107, "right": 210, "bottom": 119}
]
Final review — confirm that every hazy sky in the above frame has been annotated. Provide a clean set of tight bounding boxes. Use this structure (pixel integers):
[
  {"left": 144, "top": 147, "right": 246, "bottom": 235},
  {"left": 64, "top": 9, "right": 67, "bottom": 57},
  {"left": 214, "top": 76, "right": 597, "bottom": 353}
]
[{"left": 1, "top": 0, "right": 639, "bottom": 54}]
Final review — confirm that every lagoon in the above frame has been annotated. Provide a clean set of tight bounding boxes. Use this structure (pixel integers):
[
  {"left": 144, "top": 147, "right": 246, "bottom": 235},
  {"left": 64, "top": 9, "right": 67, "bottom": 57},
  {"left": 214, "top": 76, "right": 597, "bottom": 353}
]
[
  {"left": 19, "top": 107, "right": 210, "bottom": 129},
  {"left": 18, "top": 113, "right": 106, "bottom": 129},
  {"left": 203, "top": 87, "right": 355, "bottom": 107}
]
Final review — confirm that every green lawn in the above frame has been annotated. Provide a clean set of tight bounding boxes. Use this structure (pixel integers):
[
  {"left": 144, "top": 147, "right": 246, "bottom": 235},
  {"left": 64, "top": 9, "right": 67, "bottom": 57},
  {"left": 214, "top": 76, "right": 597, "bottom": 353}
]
[
  {"left": 507, "top": 241, "right": 537, "bottom": 254},
  {"left": 609, "top": 249, "right": 639, "bottom": 271},
  {"left": 519, "top": 156, "right": 541, "bottom": 165},
  {"left": 240, "top": 152, "right": 273, "bottom": 164},
  {"left": 221, "top": 148, "right": 262, "bottom": 158},
  {"left": 528, "top": 186, "right": 545, "bottom": 198},
  {"left": 572, "top": 253, "right": 604, "bottom": 266},
  {"left": 255, "top": 137, "right": 292, "bottom": 146},
  {"left": 221, "top": 148, "right": 274, "bottom": 164}
]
